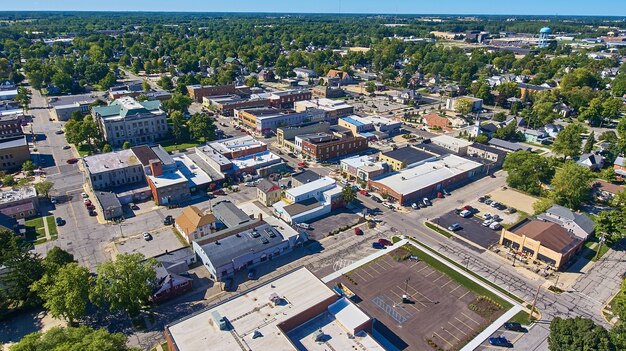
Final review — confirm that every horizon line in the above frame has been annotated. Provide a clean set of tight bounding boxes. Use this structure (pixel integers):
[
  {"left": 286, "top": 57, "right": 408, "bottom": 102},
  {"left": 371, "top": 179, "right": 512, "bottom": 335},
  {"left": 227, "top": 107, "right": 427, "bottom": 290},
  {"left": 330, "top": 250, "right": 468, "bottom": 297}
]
[{"left": 1, "top": 10, "right": 625, "bottom": 18}]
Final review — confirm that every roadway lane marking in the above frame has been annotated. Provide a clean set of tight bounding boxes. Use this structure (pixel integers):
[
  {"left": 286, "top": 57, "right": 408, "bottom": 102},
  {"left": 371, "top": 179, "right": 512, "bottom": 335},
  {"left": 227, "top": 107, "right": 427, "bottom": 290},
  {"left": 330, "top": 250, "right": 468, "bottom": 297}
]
[
  {"left": 454, "top": 317, "right": 474, "bottom": 330},
  {"left": 432, "top": 332, "right": 454, "bottom": 347}
]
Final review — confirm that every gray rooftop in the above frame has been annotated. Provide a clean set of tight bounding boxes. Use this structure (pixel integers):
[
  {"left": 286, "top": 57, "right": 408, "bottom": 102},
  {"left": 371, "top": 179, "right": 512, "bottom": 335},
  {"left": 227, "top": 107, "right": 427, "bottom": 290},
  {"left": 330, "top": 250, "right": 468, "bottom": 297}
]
[
  {"left": 381, "top": 146, "right": 436, "bottom": 165},
  {"left": 542, "top": 204, "right": 595, "bottom": 235},
  {"left": 0, "top": 136, "right": 27, "bottom": 150},
  {"left": 488, "top": 138, "right": 531, "bottom": 152},
  {"left": 199, "top": 222, "right": 285, "bottom": 268},
  {"left": 212, "top": 200, "right": 252, "bottom": 228},
  {"left": 292, "top": 170, "right": 322, "bottom": 185},
  {"left": 95, "top": 191, "right": 121, "bottom": 210},
  {"left": 256, "top": 179, "right": 279, "bottom": 194},
  {"left": 84, "top": 149, "right": 141, "bottom": 174},
  {"left": 0, "top": 186, "right": 37, "bottom": 205}
]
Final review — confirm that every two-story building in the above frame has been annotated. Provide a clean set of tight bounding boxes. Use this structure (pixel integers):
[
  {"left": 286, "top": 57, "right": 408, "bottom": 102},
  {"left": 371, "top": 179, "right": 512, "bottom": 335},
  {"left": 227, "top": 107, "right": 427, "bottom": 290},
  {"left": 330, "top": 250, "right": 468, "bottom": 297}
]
[
  {"left": 175, "top": 205, "right": 217, "bottom": 243},
  {"left": 296, "top": 132, "right": 367, "bottom": 162}
]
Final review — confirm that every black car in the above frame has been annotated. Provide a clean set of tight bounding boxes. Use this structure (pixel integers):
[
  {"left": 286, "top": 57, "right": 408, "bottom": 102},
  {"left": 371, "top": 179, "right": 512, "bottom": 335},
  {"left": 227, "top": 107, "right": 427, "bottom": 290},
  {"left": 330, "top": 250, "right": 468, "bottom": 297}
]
[
  {"left": 371, "top": 196, "right": 382, "bottom": 203},
  {"left": 163, "top": 215, "right": 174, "bottom": 225},
  {"left": 503, "top": 322, "right": 527, "bottom": 332},
  {"left": 55, "top": 217, "right": 66, "bottom": 226}
]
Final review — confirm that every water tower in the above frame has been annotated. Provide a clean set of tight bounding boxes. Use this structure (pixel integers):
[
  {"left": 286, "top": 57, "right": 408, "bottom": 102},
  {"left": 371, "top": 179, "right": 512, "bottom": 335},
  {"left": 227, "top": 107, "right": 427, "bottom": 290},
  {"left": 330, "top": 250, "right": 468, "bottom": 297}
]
[{"left": 538, "top": 27, "right": 552, "bottom": 48}]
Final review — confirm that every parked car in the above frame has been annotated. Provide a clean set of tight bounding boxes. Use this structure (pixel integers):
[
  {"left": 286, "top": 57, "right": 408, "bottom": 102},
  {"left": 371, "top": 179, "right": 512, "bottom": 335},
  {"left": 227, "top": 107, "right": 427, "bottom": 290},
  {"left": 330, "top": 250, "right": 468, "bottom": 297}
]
[
  {"left": 382, "top": 202, "right": 395, "bottom": 210},
  {"left": 66, "top": 158, "right": 78, "bottom": 164},
  {"left": 163, "top": 215, "right": 174, "bottom": 225},
  {"left": 359, "top": 190, "right": 369, "bottom": 196},
  {"left": 142, "top": 232, "right": 152, "bottom": 241},
  {"left": 55, "top": 217, "right": 66, "bottom": 226},
  {"left": 411, "top": 203, "right": 419, "bottom": 210},
  {"left": 484, "top": 199, "right": 493, "bottom": 205},
  {"left": 212, "top": 189, "right": 225, "bottom": 196},
  {"left": 503, "top": 322, "right": 526, "bottom": 332},
  {"left": 490, "top": 201, "right": 500, "bottom": 208},
  {"left": 378, "top": 238, "right": 392, "bottom": 246},
  {"left": 482, "top": 213, "right": 492, "bottom": 220},
  {"left": 62, "top": 145, "right": 71, "bottom": 150},
  {"left": 492, "top": 214, "right": 501, "bottom": 222},
  {"left": 459, "top": 210, "right": 472, "bottom": 218},
  {"left": 354, "top": 227, "right": 363, "bottom": 236},
  {"left": 488, "top": 336, "right": 511, "bottom": 347},
  {"left": 55, "top": 130, "right": 64, "bottom": 135},
  {"left": 89, "top": 210, "right": 97, "bottom": 216},
  {"left": 505, "top": 207, "right": 517, "bottom": 214},
  {"left": 81, "top": 192, "right": 88, "bottom": 198},
  {"left": 478, "top": 196, "right": 486, "bottom": 203},
  {"left": 422, "top": 198, "right": 431, "bottom": 206},
  {"left": 296, "top": 223, "right": 311, "bottom": 230},
  {"left": 463, "top": 205, "right": 474, "bottom": 212},
  {"left": 447, "top": 223, "right": 461, "bottom": 231},
  {"left": 371, "top": 196, "right": 382, "bottom": 203},
  {"left": 287, "top": 153, "right": 295, "bottom": 158},
  {"left": 247, "top": 269, "right": 257, "bottom": 280},
  {"left": 489, "top": 222, "right": 502, "bottom": 230},
  {"left": 83, "top": 199, "right": 92, "bottom": 206},
  {"left": 50, "top": 196, "right": 57, "bottom": 204},
  {"left": 372, "top": 242, "right": 385, "bottom": 249},
  {"left": 482, "top": 219, "right": 494, "bottom": 227}
]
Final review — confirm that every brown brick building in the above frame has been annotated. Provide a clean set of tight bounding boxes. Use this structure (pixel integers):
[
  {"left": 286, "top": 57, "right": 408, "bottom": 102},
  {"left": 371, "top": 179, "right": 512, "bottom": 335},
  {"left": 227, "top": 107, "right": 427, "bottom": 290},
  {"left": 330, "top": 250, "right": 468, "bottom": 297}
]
[
  {"left": 187, "top": 84, "right": 237, "bottom": 103},
  {"left": 269, "top": 89, "right": 312, "bottom": 108},
  {"left": 0, "top": 136, "right": 30, "bottom": 172},
  {"left": 0, "top": 115, "right": 24, "bottom": 140},
  {"left": 297, "top": 132, "right": 367, "bottom": 162}
]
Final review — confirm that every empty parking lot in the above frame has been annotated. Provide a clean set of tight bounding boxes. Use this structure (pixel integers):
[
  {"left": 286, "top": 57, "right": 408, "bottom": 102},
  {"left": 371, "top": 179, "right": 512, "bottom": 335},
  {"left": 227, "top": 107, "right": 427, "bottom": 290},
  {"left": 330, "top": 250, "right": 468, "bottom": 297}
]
[
  {"left": 435, "top": 210, "right": 501, "bottom": 249},
  {"left": 328, "top": 248, "right": 504, "bottom": 351}
]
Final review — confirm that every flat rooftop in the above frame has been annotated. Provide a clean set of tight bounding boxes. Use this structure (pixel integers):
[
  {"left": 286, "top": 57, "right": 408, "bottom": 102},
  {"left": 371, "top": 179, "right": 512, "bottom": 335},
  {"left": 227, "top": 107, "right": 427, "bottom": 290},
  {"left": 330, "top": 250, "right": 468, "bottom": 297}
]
[
  {"left": 431, "top": 135, "right": 473, "bottom": 148},
  {"left": 173, "top": 154, "right": 212, "bottom": 188},
  {"left": 166, "top": 268, "right": 337, "bottom": 351},
  {"left": 286, "top": 176, "right": 335, "bottom": 199},
  {"left": 373, "top": 155, "right": 482, "bottom": 196},
  {"left": 232, "top": 151, "right": 281, "bottom": 170},
  {"left": 0, "top": 185, "right": 36, "bottom": 205},
  {"left": 147, "top": 169, "right": 188, "bottom": 188},
  {"left": 83, "top": 149, "right": 140, "bottom": 174},
  {"left": 381, "top": 146, "right": 436, "bottom": 165},
  {"left": 209, "top": 135, "right": 265, "bottom": 155},
  {"left": 340, "top": 155, "right": 376, "bottom": 168},
  {"left": 296, "top": 98, "right": 352, "bottom": 111}
]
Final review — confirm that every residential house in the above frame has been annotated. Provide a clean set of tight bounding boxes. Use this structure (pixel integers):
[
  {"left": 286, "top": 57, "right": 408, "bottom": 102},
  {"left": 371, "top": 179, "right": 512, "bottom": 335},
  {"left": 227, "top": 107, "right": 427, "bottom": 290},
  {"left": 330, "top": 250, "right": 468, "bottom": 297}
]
[
  {"left": 256, "top": 179, "right": 281, "bottom": 206},
  {"left": 544, "top": 124, "right": 564, "bottom": 138},
  {"left": 537, "top": 204, "right": 595, "bottom": 240},
  {"left": 293, "top": 68, "right": 317, "bottom": 79},
  {"left": 614, "top": 156, "right": 626, "bottom": 177},
  {"left": 592, "top": 180, "right": 624, "bottom": 202},
  {"left": 422, "top": 113, "right": 451, "bottom": 131},
  {"left": 577, "top": 153, "right": 605, "bottom": 171},
  {"left": 175, "top": 206, "right": 217, "bottom": 243},
  {"left": 324, "top": 69, "right": 354, "bottom": 85},
  {"left": 151, "top": 247, "right": 196, "bottom": 303}
]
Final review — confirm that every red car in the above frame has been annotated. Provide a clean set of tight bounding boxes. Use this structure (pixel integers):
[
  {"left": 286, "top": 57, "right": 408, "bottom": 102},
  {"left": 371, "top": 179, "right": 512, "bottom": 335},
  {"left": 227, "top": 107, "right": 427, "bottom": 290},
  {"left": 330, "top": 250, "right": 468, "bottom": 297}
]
[
  {"left": 66, "top": 158, "right": 78, "bottom": 164},
  {"left": 359, "top": 190, "right": 369, "bottom": 196},
  {"left": 463, "top": 205, "right": 474, "bottom": 212},
  {"left": 298, "top": 162, "right": 308, "bottom": 168},
  {"left": 212, "top": 189, "right": 225, "bottom": 196},
  {"left": 354, "top": 227, "right": 363, "bottom": 236},
  {"left": 378, "top": 238, "right": 393, "bottom": 246}
]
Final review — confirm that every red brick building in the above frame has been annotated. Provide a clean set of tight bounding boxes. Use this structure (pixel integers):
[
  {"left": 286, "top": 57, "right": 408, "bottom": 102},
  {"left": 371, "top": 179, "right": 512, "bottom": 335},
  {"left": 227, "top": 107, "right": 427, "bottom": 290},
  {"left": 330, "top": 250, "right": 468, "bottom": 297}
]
[
  {"left": 269, "top": 89, "right": 312, "bottom": 108},
  {"left": 187, "top": 84, "right": 237, "bottom": 103},
  {"left": 298, "top": 133, "right": 367, "bottom": 162}
]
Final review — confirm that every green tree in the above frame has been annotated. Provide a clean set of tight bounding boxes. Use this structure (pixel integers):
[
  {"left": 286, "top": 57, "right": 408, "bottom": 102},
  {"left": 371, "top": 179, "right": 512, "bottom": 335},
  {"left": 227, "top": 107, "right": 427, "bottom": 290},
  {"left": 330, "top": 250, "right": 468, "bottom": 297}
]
[
  {"left": 0, "top": 251, "right": 44, "bottom": 309},
  {"left": 0, "top": 228, "right": 22, "bottom": 265},
  {"left": 552, "top": 123, "right": 585, "bottom": 160},
  {"left": 341, "top": 185, "right": 357, "bottom": 204},
  {"left": 70, "top": 109, "right": 84, "bottom": 121},
  {"left": 533, "top": 197, "right": 555, "bottom": 215},
  {"left": 475, "top": 134, "right": 490, "bottom": 144},
  {"left": 43, "top": 247, "right": 75, "bottom": 273},
  {"left": 550, "top": 162, "right": 593, "bottom": 210},
  {"left": 102, "top": 144, "right": 112, "bottom": 153},
  {"left": 15, "top": 87, "right": 32, "bottom": 113},
  {"left": 163, "top": 93, "right": 192, "bottom": 113},
  {"left": 188, "top": 113, "right": 216, "bottom": 142},
  {"left": 245, "top": 76, "right": 259, "bottom": 87},
  {"left": 22, "top": 160, "right": 36, "bottom": 174},
  {"left": 98, "top": 72, "right": 117, "bottom": 90},
  {"left": 9, "top": 326, "right": 139, "bottom": 351},
  {"left": 122, "top": 141, "right": 131, "bottom": 150},
  {"left": 583, "top": 131, "right": 595, "bottom": 154},
  {"left": 548, "top": 317, "right": 615, "bottom": 351},
  {"left": 170, "top": 111, "right": 185, "bottom": 142},
  {"left": 365, "top": 81, "right": 376, "bottom": 94},
  {"left": 64, "top": 119, "right": 85, "bottom": 145},
  {"left": 503, "top": 151, "right": 554, "bottom": 195},
  {"left": 600, "top": 167, "right": 617, "bottom": 183},
  {"left": 455, "top": 98, "right": 474, "bottom": 116},
  {"left": 602, "top": 97, "right": 624, "bottom": 121},
  {"left": 34, "top": 181, "right": 54, "bottom": 198},
  {"left": 141, "top": 80, "right": 151, "bottom": 92},
  {"left": 90, "top": 253, "right": 156, "bottom": 317},
  {"left": 31, "top": 263, "right": 90, "bottom": 324},
  {"left": 157, "top": 76, "right": 174, "bottom": 90},
  {"left": 2, "top": 175, "right": 16, "bottom": 186}
]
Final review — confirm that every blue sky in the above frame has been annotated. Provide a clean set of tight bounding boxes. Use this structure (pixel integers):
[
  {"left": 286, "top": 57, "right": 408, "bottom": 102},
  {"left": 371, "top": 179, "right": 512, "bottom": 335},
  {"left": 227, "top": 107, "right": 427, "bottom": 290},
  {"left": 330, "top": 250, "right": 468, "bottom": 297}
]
[{"left": 5, "top": 0, "right": 626, "bottom": 16}]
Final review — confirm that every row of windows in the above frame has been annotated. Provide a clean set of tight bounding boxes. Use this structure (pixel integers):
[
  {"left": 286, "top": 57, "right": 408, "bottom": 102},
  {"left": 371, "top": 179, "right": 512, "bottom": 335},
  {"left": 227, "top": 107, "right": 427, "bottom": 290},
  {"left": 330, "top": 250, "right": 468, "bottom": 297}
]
[
  {"left": 1, "top": 161, "right": 17, "bottom": 167},
  {"left": 0, "top": 153, "right": 16, "bottom": 160}
]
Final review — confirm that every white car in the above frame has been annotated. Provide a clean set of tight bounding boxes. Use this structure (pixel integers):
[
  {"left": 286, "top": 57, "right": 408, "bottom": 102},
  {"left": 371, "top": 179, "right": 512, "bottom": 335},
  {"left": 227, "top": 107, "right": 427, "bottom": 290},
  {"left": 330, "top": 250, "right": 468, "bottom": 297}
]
[
  {"left": 382, "top": 202, "right": 395, "bottom": 210},
  {"left": 296, "top": 223, "right": 311, "bottom": 230},
  {"left": 411, "top": 203, "right": 419, "bottom": 210},
  {"left": 482, "top": 219, "right": 494, "bottom": 227},
  {"left": 482, "top": 213, "right": 492, "bottom": 220},
  {"left": 459, "top": 210, "right": 472, "bottom": 218},
  {"left": 50, "top": 197, "right": 57, "bottom": 204},
  {"left": 81, "top": 192, "right": 89, "bottom": 198},
  {"left": 489, "top": 222, "right": 502, "bottom": 230}
]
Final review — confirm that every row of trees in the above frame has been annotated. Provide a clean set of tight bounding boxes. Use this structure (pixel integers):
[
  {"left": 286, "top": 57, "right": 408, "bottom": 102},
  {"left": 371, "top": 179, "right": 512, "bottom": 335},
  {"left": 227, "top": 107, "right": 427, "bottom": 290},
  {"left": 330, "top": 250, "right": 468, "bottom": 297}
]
[{"left": 1, "top": 230, "right": 158, "bottom": 324}]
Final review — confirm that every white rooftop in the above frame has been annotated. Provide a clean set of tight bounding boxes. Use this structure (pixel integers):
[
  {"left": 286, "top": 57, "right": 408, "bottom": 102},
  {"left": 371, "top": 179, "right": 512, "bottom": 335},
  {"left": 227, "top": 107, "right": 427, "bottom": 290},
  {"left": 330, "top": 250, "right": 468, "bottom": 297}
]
[
  {"left": 173, "top": 154, "right": 212, "bottom": 187},
  {"left": 431, "top": 135, "right": 473, "bottom": 148},
  {"left": 147, "top": 169, "right": 188, "bottom": 188},
  {"left": 296, "top": 98, "right": 352, "bottom": 111},
  {"left": 209, "top": 135, "right": 265, "bottom": 155},
  {"left": 0, "top": 185, "right": 37, "bottom": 205},
  {"left": 360, "top": 114, "right": 402, "bottom": 126},
  {"left": 340, "top": 155, "right": 376, "bottom": 168},
  {"left": 286, "top": 176, "right": 336, "bottom": 199},
  {"left": 237, "top": 201, "right": 300, "bottom": 240},
  {"left": 373, "top": 155, "right": 482, "bottom": 196},
  {"left": 166, "top": 268, "right": 336, "bottom": 351},
  {"left": 232, "top": 151, "right": 281, "bottom": 170}
]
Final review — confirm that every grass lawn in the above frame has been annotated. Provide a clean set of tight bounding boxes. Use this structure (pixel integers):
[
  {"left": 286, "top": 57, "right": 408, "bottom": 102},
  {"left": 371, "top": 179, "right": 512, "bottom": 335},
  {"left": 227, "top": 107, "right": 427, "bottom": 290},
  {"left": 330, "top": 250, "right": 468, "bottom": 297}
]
[
  {"left": 584, "top": 239, "right": 611, "bottom": 261},
  {"left": 160, "top": 139, "right": 201, "bottom": 152},
  {"left": 508, "top": 310, "right": 533, "bottom": 324},
  {"left": 424, "top": 221, "right": 452, "bottom": 238},
  {"left": 401, "top": 243, "right": 512, "bottom": 309},
  {"left": 25, "top": 217, "right": 46, "bottom": 239},
  {"left": 407, "top": 237, "right": 525, "bottom": 305},
  {"left": 46, "top": 216, "right": 58, "bottom": 240},
  {"left": 77, "top": 144, "right": 96, "bottom": 156}
]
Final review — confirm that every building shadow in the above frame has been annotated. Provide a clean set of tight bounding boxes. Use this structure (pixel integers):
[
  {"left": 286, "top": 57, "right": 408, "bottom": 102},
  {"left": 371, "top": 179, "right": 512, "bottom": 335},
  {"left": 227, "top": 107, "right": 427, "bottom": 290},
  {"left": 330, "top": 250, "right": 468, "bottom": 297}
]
[{"left": 0, "top": 308, "right": 45, "bottom": 344}]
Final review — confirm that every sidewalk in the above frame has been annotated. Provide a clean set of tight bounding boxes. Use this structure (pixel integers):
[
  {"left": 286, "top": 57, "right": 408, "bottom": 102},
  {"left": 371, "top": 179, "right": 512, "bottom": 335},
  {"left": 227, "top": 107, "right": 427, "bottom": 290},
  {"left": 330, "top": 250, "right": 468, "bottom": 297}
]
[{"left": 42, "top": 216, "right": 52, "bottom": 241}]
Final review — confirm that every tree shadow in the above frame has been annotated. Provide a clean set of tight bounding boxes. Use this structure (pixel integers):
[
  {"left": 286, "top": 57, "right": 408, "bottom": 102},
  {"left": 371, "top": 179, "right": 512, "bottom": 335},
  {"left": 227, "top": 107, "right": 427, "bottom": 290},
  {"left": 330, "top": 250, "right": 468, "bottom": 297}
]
[{"left": 0, "top": 308, "right": 45, "bottom": 344}]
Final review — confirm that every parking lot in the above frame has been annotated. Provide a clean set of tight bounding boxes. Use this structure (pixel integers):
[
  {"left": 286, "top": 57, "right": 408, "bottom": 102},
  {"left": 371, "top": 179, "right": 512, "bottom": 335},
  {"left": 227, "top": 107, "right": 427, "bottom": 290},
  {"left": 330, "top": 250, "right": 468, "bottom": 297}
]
[
  {"left": 434, "top": 210, "right": 502, "bottom": 249},
  {"left": 304, "top": 208, "right": 364, "bottom": 240},
  {"left": 327, "top": 249, "right": 496, "bottom": 351},
  {"left": 112, "top": 226, "right": 186, "bottom": 259}
]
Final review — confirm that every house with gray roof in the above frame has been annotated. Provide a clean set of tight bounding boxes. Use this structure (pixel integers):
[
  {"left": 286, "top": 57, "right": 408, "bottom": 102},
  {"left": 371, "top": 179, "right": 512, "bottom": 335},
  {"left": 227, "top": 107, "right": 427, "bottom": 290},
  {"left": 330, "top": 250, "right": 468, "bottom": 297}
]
[
  {"left": 537, "top": 204, "right": 595, "bottom": 240},
  {"left": 212, "top": 200, "right": 252, "bottom": 228},
  {"left": 92, "top": 96, "right": 168, "bottom": 147}
]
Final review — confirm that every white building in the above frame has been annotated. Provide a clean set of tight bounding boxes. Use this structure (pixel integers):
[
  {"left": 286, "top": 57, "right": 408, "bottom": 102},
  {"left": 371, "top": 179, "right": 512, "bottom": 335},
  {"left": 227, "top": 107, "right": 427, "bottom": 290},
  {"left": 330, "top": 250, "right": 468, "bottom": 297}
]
[{"left": 273, "top": 176, "right": 342, "bottom": 224}]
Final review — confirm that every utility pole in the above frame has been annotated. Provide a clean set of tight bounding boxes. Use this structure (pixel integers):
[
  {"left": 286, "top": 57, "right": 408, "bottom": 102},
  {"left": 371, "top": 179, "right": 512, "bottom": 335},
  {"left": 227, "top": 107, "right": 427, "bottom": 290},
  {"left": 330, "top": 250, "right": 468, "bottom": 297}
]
[
  {"left": 529, "top": 285, "right": 541, "bottom": 323},
  {"left": 402, "top": 277, "right": 410, "bottom": 303},
  {"left": 594, "top": 232, "right": 606, "bottom": 261}
]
